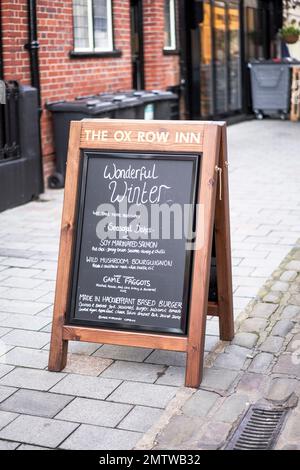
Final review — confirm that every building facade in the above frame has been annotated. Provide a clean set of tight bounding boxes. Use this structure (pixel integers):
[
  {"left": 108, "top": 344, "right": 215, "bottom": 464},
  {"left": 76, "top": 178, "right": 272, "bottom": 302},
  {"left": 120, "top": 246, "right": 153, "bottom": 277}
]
[
  {"left": 0, "top": 0, "right": 180, "bottom": 179},
  {"left": 0, "top": 0, "right": 282, "bottom": 210}
]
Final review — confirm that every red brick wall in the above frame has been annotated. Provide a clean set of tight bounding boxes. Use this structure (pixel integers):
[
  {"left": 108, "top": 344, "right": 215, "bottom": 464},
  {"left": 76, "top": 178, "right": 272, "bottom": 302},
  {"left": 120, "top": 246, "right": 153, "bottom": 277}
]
[
  {"left": 1, "top": 1, "right": 31, "bottom": 84},
  {"left": 1, "top": 0, "right": 180, "bottom": 182},
  {"left": 143, "top": 0, "right": 180, "bottom": 89}
]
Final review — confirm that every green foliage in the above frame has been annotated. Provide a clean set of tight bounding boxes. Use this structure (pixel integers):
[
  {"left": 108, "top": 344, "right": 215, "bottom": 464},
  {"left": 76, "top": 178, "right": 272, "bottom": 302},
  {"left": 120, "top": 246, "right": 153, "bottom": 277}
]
[{"left": 280, "top": 24, "right": 300, "bottom": 36}]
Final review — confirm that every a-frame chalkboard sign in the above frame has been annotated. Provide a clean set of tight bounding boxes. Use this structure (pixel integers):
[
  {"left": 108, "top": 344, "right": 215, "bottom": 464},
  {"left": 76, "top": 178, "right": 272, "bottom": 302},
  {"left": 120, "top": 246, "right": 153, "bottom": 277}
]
[{"left": 48, "top": 119, "right": 234, "bottom": 388}]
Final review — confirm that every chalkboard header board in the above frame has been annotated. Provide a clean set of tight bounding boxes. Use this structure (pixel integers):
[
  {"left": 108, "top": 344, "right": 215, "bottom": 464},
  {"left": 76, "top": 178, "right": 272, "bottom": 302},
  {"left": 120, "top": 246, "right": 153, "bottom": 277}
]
[{"left": 49, "top": 119, "right": 234, "bottom": 388}]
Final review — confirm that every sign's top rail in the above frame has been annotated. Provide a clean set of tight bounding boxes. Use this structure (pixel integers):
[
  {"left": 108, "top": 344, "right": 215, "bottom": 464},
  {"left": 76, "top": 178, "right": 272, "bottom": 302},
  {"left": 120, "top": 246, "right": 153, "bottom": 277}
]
[{"left": 79, "top": 119, "right": 225, "bottom": 153}]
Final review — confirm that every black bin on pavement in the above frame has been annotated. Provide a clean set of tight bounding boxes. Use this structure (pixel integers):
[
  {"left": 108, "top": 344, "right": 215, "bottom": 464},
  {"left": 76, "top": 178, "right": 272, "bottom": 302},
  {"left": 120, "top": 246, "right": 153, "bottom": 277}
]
[
  {"left": 151, "top": 90, "right": 179, "bottom": 119},
  {"left": 98, "top": 92, "right": 143, "bottom": 119},
  {"left": 99, "top": 90, "right": 179, "bottom": 120},
  {"left": 132, "top": 91, "right": 157, "bottom": 119},
  {"left": 248, "top": 60, "right": 295, "bottom": 120},
  {"left": 131, "top": 90, "right": 179, "bottom": 120},
  {"left": 46, "top": 98, "right": 117, "bottom": 188}
]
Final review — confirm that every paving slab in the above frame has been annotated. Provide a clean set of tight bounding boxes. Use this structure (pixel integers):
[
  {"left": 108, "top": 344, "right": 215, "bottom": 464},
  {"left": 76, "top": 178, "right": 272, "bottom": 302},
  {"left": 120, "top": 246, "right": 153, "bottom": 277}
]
[
  {"left": 259, "top": 336, "right": 284, "bottom": 353},
  {"left": 0, "top": 410, "right": 18, "bottom": 430},
  {"left": 0, "top": 365, "right": 14, "bottom": 379},
  {"left": 0, "top": 415, "right": 78, "bottom": 448},
  {"left": 265, "top": 377, "right": 298, "bottom": 404},
  {"left": 273, "top": 354, "right": 300, "bottom": 376},
  {"left": 239, "top": 317, "right": 268, "bottom": 333},
  {"left": 0, "top": 277, "right": 46, "bottom": 289},
  {"left": 0, "top": 347, "right": 49, "bottom": 369},
  {"left": 60, "top": 424, "right": 141, "bottom": 450},
  {"left": 0, "top": 314, "right": 50, "bottom": 331},
  {"left": 101, "top": 361, "right": 165, "bottom": 383},
  {"left": 276, "top": 409, "right": 300, "bottom": 446},
  {"left": 248, "top": 352, "right": 274, "bottom": 373},
  {"left": 118, "top": 406, "right": 163, "bottom": 433},
  {"left": 249, "top": 302, "right": 278, "bottom": 318},
  {"left": 182, "top": 390, "right": 219, "bottom": 418},
  {"left": 62, "top": 354, "right": 112, "bottom": 376},
  {"left": 0, "top": 299, "right": 50, "bottom": 316},
  {"left": 67, "top": 342, "right": 101, "bottom": 356},
  {"left": 145, "top": 350, "right": 186, "bottom": 367},
  {"left": 94, "top": 345, "right": 152, "bottom": 362},
  {"left": 55, "top": 397, "right": 132, "bottom": 427},
  {"left": 232, "top": 332, "right": 258, "bottom": 349},
  {"left": 0, "top": 287, "right": 50, "bottom": 302},
  {"left": 0, "top": 327, "right": 11, "bottom": 338},
  {"left": 213, "top": 394, "right": 249, "bottom": 424},
  {"left": 108, "top": 382, "right": 176, "bottom": 408},
  {"left": 286, "top": 261, "right": 300, "bottom": 271},
  {"left": 0, "top": 389, "right": 73, "bottom": 418},
  {"left": 50, "top": 374, "right": 121, "bottom": 400},
  {"left": 282, "top": 305, "right": 300, "bottom": 320},
  {"left": 0, "top": 368, "right": 65, "bottom": 391},
  {"left": 271, "top": 320, "right": 294, "bottom": 337},
  {"left": 204, "top": 335, "right": 220, "bottom": 352},
  {"left": 154, "top": 414, "right": 206, "bottom": 449},
  {"left": 0, "top": 385, "right": 17, "bottom": 403},
  {"left": 287, "top": 333, "right": 300, "bottom": 352},
  {"left": 155, "top": 366, "right": 185, "bottom": 386},
  {"left": 0, "top": 439, "right": 19, "bottom": 450},
  {"left": 199, "top": 368, "right": 239, "bottom": 392},
  {"left": 1, "top": 330, "right": 50, "bottom": 349},
  {"left": 214, "top": 346, "right": 250, "bottom": 371},
  {"left": 195, "top": 421, "right": 232, "bottom": 449},
  {"left": 236, "top": 372, "right": 266, "bottom": 400}
]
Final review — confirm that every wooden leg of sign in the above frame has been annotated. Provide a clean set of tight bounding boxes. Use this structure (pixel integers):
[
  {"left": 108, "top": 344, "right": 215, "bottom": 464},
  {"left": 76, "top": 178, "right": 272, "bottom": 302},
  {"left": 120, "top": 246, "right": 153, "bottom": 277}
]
[
  {"left": 185, "top": 125, "right": 221, "bottom": 388},
  {"left": 214, "top": 125, "right": 234, "bottom": 341},
  {"left": 48, "top": 121, "right": 83, "bottom": 371},
  {"left": 48, "top": 321, "right": 68, "bottom": 371}
]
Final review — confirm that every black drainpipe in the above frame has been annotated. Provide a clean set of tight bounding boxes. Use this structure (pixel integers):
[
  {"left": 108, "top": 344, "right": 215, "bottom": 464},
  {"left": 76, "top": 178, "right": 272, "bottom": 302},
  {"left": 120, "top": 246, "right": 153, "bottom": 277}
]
[
  {"left": 25, "top": 0, "right": 41, "bottom": 108},
  {"left": 25, "top": 0, "right": 44, "bottom": 192}
]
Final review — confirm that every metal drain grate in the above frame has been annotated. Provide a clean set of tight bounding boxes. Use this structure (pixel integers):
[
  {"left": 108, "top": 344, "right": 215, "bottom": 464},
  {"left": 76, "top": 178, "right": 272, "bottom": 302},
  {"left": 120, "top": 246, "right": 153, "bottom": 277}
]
[{"left": 226, "top": 405, "right": 288, "bottom": 450}]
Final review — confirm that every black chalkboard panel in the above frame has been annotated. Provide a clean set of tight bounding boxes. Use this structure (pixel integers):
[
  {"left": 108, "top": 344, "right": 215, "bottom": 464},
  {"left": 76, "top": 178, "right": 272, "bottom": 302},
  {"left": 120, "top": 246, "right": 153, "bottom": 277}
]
[{"left": 68, "top": 151, "right": 200, "bottom": 335}]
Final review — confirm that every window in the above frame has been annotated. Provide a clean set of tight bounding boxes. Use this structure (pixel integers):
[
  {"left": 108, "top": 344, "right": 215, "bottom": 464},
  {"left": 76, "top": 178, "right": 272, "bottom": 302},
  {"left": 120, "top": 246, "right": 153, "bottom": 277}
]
[
  {"left": 73, "top": 0, "right": 113, "bottom": 52},
  {"left": 164, "top": 0, "right": 176, "bottom": 50}
]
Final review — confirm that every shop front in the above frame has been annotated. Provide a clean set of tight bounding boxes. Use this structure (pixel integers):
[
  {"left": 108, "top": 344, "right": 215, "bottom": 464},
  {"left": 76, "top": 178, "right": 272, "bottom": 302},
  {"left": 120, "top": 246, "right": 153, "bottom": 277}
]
[{"left": 180, "top": 0, "right": 283, "bottom": 120}]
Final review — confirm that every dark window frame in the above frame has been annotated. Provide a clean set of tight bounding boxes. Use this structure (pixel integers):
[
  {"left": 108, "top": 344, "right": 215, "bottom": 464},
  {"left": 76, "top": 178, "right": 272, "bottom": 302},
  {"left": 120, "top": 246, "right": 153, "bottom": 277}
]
[
  {"left": 71, "top": 0, "right": 121, "bottom": 58},
  {"left": 163, "top": 0, "right": 178, "bottom": 52}
]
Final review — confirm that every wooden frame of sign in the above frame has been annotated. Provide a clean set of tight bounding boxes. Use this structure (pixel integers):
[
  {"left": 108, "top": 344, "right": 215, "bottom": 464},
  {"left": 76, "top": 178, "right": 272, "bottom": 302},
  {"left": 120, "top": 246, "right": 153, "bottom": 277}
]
[{"left": 48, "top": 119, "right": 234, "bottom": 388}]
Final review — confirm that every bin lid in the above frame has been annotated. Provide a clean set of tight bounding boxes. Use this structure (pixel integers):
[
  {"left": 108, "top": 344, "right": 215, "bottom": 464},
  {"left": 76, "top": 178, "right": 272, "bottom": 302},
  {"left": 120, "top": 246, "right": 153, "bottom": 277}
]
[
  {"left": 99, "top": 90, "right": 177, "bottom": 104},
  {"left": 46, "top": 98, "right": 117, "bottom": 115},
  {"left": 111, "top": 94, "right": 143, "bottom": 108},
  {"left": 133, "top": 91, "right": 159, "bottom": 103},
  {"left": 248, "top": 58, "right": 300, "bottom": 67},
  {"left": 150, "top": 90, "right": 178, "bottom": 100}
]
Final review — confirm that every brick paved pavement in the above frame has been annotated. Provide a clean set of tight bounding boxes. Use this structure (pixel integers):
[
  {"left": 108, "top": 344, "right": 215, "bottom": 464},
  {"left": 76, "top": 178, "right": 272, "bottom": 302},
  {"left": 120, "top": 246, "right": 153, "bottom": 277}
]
[{"left": 0, "top": 120, "right": 299, "bottom": 449}]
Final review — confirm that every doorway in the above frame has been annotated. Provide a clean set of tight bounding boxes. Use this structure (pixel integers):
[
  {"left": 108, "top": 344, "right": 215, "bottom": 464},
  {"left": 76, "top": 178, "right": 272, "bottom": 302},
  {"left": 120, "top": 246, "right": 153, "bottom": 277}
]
[
  {"left": 197, "top": 0, "right": 242, "bottom": 118},
  {"left": 130, "top": 0, "right": 144, "bottom": 90}
]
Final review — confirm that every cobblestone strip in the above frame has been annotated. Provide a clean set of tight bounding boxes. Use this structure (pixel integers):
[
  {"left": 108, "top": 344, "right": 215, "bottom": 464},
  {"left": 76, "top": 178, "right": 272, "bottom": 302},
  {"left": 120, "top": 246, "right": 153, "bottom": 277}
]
[{"left": 136, "top": 242, "right": 300, "bottom": 450}]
